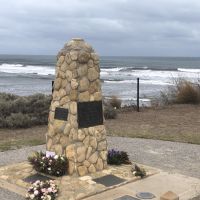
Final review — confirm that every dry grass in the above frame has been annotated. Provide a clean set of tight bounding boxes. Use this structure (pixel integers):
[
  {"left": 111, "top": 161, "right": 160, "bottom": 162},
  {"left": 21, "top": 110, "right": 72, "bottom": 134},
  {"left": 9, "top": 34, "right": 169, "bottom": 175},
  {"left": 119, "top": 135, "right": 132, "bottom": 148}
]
[
  {"left": 107, "top": 96, "right": 122, "bottom": 109},
  {"left": 0, "top": 126, "right": 46, "bottom": 151},
  {"left": 105, "top": 104, "right": 200, "bottom": 144},
  {"left": 176, "top": 80, "right": 200, "bottom": 104},
  {"left": 0, "top": 104, "right": 200, "bottom": 152}
]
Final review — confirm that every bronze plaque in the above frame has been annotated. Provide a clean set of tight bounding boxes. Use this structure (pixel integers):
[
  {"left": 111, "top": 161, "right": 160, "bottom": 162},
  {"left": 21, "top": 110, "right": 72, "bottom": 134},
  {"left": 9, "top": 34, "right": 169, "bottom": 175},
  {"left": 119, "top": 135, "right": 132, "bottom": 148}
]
[
  {"left": 77, "top": 101, "right": 103, "bottom": 128},
  {"left": 93, "top": 174, "right": 125, "bottom": 187},
  {"left": 23, "top": 173, "right": 53, "bottom": 183},
  {"left": 54, "top": 107, "right": 68, "bottom": 121}
]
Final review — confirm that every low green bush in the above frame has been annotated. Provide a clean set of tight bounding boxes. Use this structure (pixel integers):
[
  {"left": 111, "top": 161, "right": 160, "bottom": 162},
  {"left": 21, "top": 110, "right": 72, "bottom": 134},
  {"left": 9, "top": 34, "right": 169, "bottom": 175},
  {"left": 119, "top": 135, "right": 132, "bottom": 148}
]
[
  {"left": 5, "top": 113, "right": 32, "bottom": 128},
  {"left": 104, "top": 105, "right": 117, "bottom": 119},
  {"left": 0, "top": 93, "right": 51, "bottom": 128}
]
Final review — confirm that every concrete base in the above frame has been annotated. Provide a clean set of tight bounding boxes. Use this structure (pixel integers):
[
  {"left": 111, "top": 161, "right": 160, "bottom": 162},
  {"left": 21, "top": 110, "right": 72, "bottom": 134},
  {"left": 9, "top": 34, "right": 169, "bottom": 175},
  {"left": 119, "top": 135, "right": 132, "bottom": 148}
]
[{"left": 85, "top": 172, "right": 200, "bottom": 200}]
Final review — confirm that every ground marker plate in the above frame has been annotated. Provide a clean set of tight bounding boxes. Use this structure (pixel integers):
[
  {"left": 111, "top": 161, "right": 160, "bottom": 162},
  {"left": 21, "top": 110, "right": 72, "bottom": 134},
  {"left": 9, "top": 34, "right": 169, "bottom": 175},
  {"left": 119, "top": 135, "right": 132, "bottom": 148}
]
[
  {"left": 23, "top": 173, "right": 53, "bottom": 183},
  {"left": 136, "top": 192, "right": 155, "bottom": 199},
  {"left": 114, "top": 195, "right": 140, "bottom": 200},
  {"left": 93, "top": 174, "right": 126, "bottom": 187}
]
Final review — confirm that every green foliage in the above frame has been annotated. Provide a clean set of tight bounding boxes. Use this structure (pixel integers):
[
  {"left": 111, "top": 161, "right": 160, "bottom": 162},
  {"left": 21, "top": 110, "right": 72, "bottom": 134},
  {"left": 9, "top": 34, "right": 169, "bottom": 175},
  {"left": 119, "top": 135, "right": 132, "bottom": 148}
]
[
  {"left": 107, "top": 149, "right": 131, "bottom": 165},
  {"left": 104, "top": 105, "right": 117, "bottom": 119},
  {"left": 28, "top": 151, "right": 68, "bottom": 177},
  {"left": 4, "top": 113, "right": 32, "bottom": 128},
  {"left": 0, "top": 93, "right": 51, "bottom": 128}
]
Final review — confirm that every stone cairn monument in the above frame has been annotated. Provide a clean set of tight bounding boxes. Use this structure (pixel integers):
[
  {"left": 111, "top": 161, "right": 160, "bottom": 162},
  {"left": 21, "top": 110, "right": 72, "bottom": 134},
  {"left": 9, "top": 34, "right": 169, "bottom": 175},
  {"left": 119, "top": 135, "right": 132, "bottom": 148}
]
[{"left": 46, "top": 38, "right": 107, "bottom": 176}]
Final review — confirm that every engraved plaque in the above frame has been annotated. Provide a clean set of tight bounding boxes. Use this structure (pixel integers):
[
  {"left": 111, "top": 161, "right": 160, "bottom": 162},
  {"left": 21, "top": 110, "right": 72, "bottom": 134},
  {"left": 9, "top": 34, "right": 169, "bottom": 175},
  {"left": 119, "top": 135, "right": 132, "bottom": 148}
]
[
  {"left": 77, "top": 101, "right": 103, "bottom": 128},
  {"left": 136, "top": 192, "right": 155, "bottom": 199},
  {"left": 23, "top": 173, "right": 53, "bottom": 183},
  {"left": 93, "top": 174, "right": 125, "bottom": 187},
  {"left": 114, "top": 195, "right": 139, "bottom": 200},
  {"left": 54, "top": 107, "right": 68, "bottom": 121}
]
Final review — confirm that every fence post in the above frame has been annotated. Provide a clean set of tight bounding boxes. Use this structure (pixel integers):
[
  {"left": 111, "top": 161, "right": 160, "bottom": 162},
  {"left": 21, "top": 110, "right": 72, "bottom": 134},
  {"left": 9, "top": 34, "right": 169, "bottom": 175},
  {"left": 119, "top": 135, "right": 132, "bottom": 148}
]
[
  {"left": 52, "top": 81, "right": 54, "bottom": 93},
  {"left": 137, "top": 78, "right": 139, "bottom": 112}
]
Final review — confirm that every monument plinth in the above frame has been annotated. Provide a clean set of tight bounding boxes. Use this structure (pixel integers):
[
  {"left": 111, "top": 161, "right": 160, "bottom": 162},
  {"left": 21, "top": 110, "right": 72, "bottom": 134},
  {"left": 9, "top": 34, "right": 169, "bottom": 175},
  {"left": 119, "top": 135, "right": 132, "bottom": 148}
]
[{"left": 46, "top": 38, "right": 107, "bottom": 176}]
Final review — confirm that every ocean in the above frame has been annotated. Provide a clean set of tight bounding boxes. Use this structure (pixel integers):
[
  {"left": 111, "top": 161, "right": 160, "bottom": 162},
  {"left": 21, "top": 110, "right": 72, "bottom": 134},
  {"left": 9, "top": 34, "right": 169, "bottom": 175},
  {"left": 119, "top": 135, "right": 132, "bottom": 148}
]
[{"left": 0, "top": 55, "right": 200, "bottom": 106}]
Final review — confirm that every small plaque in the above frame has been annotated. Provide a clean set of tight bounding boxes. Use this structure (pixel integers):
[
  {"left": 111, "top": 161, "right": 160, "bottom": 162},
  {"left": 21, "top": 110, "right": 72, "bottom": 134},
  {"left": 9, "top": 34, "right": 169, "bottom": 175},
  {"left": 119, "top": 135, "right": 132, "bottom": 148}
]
[
  {"left": 114, "top": 195, "right": 139, "bottom": 200},
  {"left": 23, "top": 173, "right": 53, "bottom": 183},
  {"left": 77, "top": 101, "right": 103, "bottom": 128},
  {"left": 54, "top": 107, "right": 68, "bottom": 121},
  {"left": 93, "top": 174, "right": 125, "bottom": 187},
  {"left": 136, "top": 192, "right": 155, "bottom": 199}
]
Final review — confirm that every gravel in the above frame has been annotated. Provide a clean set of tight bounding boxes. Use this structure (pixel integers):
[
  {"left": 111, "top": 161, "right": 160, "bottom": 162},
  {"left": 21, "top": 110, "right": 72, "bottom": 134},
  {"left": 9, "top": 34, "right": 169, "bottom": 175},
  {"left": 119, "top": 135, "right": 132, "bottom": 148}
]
[{"left": 0, "top": 136, "right": 200, "bottom": 199}]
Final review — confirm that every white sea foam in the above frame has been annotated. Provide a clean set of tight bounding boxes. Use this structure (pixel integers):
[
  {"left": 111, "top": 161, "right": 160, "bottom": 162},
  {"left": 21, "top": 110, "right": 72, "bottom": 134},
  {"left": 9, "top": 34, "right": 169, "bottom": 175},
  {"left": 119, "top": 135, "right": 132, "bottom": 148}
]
[
  {"left": 177, "top": 68, "right": 200, "bottom": 73},
  {"left": 101, "top": 67, "right": 123, "bottom": 72},
  {"left": 0, "top": 63, "right": 55, "bottom": 75},
  {"left": 104, "top": 79, "right": 173, "bottom": 86}
]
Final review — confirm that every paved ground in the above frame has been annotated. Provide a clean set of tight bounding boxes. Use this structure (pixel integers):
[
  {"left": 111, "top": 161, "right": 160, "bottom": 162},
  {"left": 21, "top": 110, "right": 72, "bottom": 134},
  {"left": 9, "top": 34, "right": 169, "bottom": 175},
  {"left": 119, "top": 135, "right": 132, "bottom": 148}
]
[{"left": 0, "top": 137, "right": 200, "bottom": 199}]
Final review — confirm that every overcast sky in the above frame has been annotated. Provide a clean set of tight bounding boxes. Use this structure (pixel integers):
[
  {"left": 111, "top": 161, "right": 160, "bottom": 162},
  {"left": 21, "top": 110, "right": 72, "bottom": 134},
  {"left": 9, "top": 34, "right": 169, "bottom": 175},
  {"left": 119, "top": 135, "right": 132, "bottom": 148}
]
[{"left": 0, "top": 0, "right": 200, "bottom": 56}]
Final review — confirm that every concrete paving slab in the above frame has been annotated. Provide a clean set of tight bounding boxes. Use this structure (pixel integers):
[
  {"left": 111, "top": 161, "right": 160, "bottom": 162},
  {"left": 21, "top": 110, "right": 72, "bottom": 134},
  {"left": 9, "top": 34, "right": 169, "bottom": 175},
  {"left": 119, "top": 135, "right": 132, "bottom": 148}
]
[{"left": 84, "top": 172, "right": 200, "bottom": 200}]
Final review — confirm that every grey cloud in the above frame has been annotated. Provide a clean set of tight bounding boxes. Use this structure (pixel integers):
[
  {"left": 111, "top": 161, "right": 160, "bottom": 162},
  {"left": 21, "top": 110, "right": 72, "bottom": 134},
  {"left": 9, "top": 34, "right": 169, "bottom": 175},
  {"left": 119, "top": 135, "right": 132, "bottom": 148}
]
[{"left": 0, "top": 0, "right": 200, "bottom": 56}]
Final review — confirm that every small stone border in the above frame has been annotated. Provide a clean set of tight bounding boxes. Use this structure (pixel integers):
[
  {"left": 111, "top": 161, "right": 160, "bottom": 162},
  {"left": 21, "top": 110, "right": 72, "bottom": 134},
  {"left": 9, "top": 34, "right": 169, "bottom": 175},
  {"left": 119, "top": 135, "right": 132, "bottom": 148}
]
[{"left": 0, "top": 162, "right": 159, "bottom": 200}]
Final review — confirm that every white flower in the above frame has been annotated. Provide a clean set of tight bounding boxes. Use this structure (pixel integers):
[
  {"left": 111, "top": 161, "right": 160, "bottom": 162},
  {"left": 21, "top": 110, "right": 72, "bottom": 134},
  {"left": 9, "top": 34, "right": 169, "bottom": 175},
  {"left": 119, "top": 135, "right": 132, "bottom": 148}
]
[
  {"left": 34, "top": 190, "right": 39, "bottom": 195},
  {"left": 48, "top": 167, "right": 51, "bottom": 171},
  {"left": 41, "top": 188, "right": 46, "bottom": 193},
  {"left": 54, "top": 155, "right": 58, "bottom": 159},
  {"left": 47, "top": 187, "right": 52, "bottom": 193},
  {"left": 47, "top": 195, "right": 52, "bottom": 200},
  {"left": 30, "top": 194, "right": 35, "bottom": 199}
]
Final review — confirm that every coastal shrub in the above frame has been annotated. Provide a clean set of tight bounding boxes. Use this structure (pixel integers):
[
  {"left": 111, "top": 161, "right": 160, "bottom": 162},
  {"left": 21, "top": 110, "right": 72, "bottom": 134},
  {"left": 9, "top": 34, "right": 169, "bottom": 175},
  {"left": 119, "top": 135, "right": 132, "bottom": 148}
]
[
  {"left": 0, "top": 93, "right": 51, "bottom": 128},
  {"left": 28, "top": 152, "right": 68, "bottom": 177},
  {"left": 108, "top": 96, "right": 122, "bottom": 109},
  {"left": 26, "top": 180, "right": 58, "bottom": 200},
  {"left": 157, "top": 79, "right": 200, "bottom": 105},
  {"left": 0, "top": 92, "right": 18, "bottom": 101},
  {"left": 104, "top": 105, "right": 117, "bottom": 119},
  {"left": 5, "top": 113, "right": 32, "bottom": 128},
  {"left": 107, "top": 149, "right": 131, "bottom": 165},
  {"left": 176, "top": 80, "right": 200, "bottom": 104}
]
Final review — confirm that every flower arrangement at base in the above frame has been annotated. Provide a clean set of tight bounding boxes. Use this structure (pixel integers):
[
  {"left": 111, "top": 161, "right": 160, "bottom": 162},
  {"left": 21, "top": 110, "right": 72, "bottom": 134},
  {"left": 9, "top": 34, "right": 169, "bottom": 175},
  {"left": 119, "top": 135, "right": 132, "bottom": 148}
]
[
  {"left": 107, "top": 149, "right": 131, "bottom": 165},
  {"left": 28, "top": 152, "right": 68, "bottom": 177},
  {"left": 131, "top": 164, "right": 146, "bottom": 178},
  {"left": 26, "top": 180, "right": 58, "bottom": 200}
]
